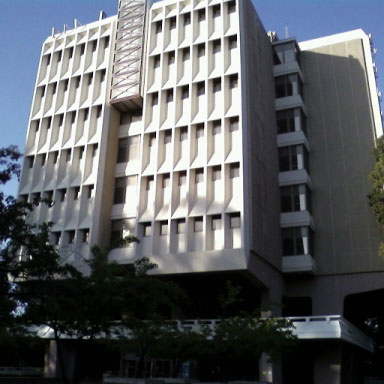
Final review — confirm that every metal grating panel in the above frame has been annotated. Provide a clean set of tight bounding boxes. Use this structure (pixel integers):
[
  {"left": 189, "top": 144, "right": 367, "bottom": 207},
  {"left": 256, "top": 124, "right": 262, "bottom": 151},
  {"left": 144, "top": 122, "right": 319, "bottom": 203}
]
[{"left": 110, "top": 0, "right": 147, "bottom": 110}]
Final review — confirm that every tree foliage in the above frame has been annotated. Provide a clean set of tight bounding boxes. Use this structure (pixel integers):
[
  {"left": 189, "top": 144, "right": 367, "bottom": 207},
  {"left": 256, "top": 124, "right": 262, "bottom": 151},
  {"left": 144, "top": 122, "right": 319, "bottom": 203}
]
[
  {"left": 0, "top": 145, "right": 297, "bottom": 383},
  {"left": 368, "top": 136, "right": 384, "bottom": 255}
]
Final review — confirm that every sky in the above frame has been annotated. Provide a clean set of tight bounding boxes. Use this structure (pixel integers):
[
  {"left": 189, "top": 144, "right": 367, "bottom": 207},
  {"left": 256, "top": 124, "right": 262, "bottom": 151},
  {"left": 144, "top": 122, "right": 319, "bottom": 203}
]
[{"left": 1, "top": 0, "right": 383, "bottom": 196}]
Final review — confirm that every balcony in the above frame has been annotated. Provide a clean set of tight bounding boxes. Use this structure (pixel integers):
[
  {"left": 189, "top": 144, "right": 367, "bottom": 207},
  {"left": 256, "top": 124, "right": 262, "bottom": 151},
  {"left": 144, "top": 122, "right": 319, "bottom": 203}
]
[
  {"left": 289, "top": 315, "right": 374, "bottom": 353},
  {"left": 282, "top": 254, "right": 316, "bottom": 274}
]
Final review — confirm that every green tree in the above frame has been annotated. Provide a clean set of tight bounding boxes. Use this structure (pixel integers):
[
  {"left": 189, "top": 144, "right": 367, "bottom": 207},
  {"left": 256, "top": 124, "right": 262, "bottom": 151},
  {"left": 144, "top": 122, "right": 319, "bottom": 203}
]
[
  {"left": 368, "top": 136, "right": 384, "bottom": 255},
  {"left": 0, "top": 145, "right": 23, "bottom": 337}
]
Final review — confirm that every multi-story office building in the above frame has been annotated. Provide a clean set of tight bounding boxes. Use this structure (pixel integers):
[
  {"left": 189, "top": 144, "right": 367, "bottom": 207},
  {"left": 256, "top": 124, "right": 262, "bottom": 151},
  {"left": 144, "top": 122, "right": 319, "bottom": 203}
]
[{"left": 17, "top": 0, "right": 384, "bottom": 383}]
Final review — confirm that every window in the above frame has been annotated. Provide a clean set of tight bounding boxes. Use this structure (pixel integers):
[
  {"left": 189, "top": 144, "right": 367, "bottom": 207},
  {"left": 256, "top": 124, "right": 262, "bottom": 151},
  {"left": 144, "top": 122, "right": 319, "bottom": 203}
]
[
  {"left": 78, "top": 146, "right": 84, "bottom": 160},
  {"left": 111, "top": 219, "right": 136, "bottom": 245},
  {"left": 184, "top": 13, "right": 191, "bottom": 25},
  {"left": 68, "top": 47, "right": 74, "bottom": 58},
  {"left": 230, "top": 163, "right": 240, "bottom": 178},
  {"left": 195, "top": 169, "right": 204, "bottom": 183},
  {"left": 273, "top": 42, "right": 299, "bottom": 65},
  {"left": 151, "top": 93, "right": 159, "bottom": 106},
  {"left": 52, "top": 83, "right": 57, "bottom": 95},
  {"left": 52, "top": 151, "right": 59, "bottom": 164},
  {"left": 160, "top": 221, "right": 168, "bottom": 235},
  {"left": 63, "top": 80, "right": 69, "bottom": 92},
  {"left": 168, "top": 52, "right": 175, "bottom": 65},
  {"left": 213, "top": 40, "right": 221, "bottom": 54},
  {"left": 59, "top": 114, "right": 64, "bottom": 126},
  {"left": 212, "top": 215, "right": 221, "bottom": 230},
  {"left": 46, "top": 117, "right": 52, "bottom": 129},
  {"left": 120, "top": 113, "right": 130, "bottom": 125},
  {"left": 80, "top": 44, "right": 85, "bottom": 55},
  {"left": 117, "top": 138, "right": 128, "bottom": 163},
  {"left": 153, "top": 55, "right": 161, "bottom": 68},
  {"left": 75, "top": 76, "right": 81, "bottom": 89},
  {"left": 212, "top": 166, "right": 221, "bottom": 181},
  {"left": 66, "top": 149, "right": 71, "bottom": 162},
  {"left": 194, "top": 217, "right": 203, "bottom": 232},
  {"left": 45, "top": 190, "right": 54, "bottom": 203},
  {"left": 39, "top": 154, "right": 45, "bottom": 166},
  {"left": 105, "top": 36, "right": 110, "bottom": 48},
  {"left": 28, "top": 156, "right": 34, "bottom": 168},
  {"left": 87, "top": 185, "right": 94, "bottom": 198},
  {"left": 197, "top": 82, "right": 205, "bottom": 96},
  {"left": 146, "top": 176, "right": 154, "bottom": 191},
  {"left": 230, "top": 213, "right": 240, "bottom": 229},
  {"left": 128, "top": 136, "right": 140, "bottom": 161},
  {"left": 73, "top": 187, "right": 80, "bottom": 200},
  {"left": 169, "top": 17, "right": 176, "bottom": 30},
  {"left": 277, "top": 108, "right": 306, "bottom": 134},
  {"left": 114, "top": 177, "right": 127, "bottom": 204},
  {"left": 182, "top": 48, "right": 190, "bottom": 61},
  {"left": 67, "top": 231, "right": 76, "bottom": 244},
  {"left": 282, "top": 227, "right": 312, "bottom": 256},
  {"left": 229, "top": 116, "right": 239, "bottom": 132},
  {"left": 166, "top": 89, "right": 173, "bottom": 103},
  {"left": 229, "top": 74, "right": 238, "bottom": 89},
  {"left": 213, "top": 78, "right": 221, "bottom": 92},
  {"left": 53, "top": 232, "right": 61, "bottom": 246},
  {"left": 228, "top": 35, "right": 237, "bottom": 50},
  {"left": 83, "top": 109, "right": 89, "bottom": 121},
  {"left": 143, "top": 223, "right": 152, "bottom": 237},
  {"left": 212, "top": 120, "right": 221, "bottom": 135},
  {"left": 41, "top": 86, "right": 45, "bottom": 98},
  {"left": 164, "top": 132, "right": 172, "bottom": 144},
  {"left": 97, "top": 105, "right": 102, "bottom": 118},
  {"left": 71, "top": 112, "right": 76, "bottom": 124},
  {"left": 162, "top": 174, "right": 170, "bottom": 188},
  {"left": 92, "top": 40, "right": 97, "bottom": 52},
  {"left": 180, "top": 127, "right": 188, "bottom": 141},
  {"left": 93, "top": 144, "right": 98, "bottom": 157},
  {"left": 99, "top": 68, "right": 107, "bottom": 86},
  {"left": 45, "top": 54, "right": 51, "bottom": 66},
  {"left": 176, "top": 219, "right": 185, "bottom": 234},
  {"left": 275, "top": 74, "right": 303, "bottom": 98},
  {"left": 228, "top": 1, "right": 236, "bottom": 14},
  {"left": 33, "top": 120, "right": 39, "bottom": 132},
  {"left": 197, "top": 44, "right": 205, "bottom": 58},
  {"left": 81, "top": 229, "right": 89, "bottom": 243},
  {"left": 88, "top": 73, "right": 93, "bottom": 85},
  {"left": 59, "top": 189, "right": 67, "bottom": 202},
  {"left": 156, "top": 21, "right": 162, "bottom": 33},
  {"left": 31, "top": 193, "right": 41, "bottom": 205},
  {"left": 196, "top": 125, "right": 204, "bottom": 138},
  {"left": 178, "top": 171, "right": 186, "bottom": 186},
  {"left": 181, "top": 86, "right": 189, "bottom": 100},
  {"left": 148, "top": 133, "right": 156, "bottom": 148},
  {"left": 212, "top": 4, "right": 221, "bottom": 18},
  {"left": 198, "top": 9, "right": 205, "bottom": 21},
  {"left": 278, "top": 145, "right": 308, "bottom": 172},
  {"left": 280, "top": 184, "right": 311, "bottom": 213},
  {"left": 117, "top": 135, "right": 140, "bottom": 163}
]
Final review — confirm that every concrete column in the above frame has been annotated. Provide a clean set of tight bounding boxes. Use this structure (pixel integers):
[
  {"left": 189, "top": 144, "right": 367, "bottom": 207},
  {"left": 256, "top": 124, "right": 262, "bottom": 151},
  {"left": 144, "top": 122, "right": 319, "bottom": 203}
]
[
  {"left": 314, "top": 343, "right": 342, "bottom": 384},
  {"left": 259, "top": 353, "right": 272, "bottom": 383},
  {"left": 44, "top": 340, "right": 58, "bottom": 378},
  {"left": 259, "top": 287, "right": 283, "bottom": 384}
]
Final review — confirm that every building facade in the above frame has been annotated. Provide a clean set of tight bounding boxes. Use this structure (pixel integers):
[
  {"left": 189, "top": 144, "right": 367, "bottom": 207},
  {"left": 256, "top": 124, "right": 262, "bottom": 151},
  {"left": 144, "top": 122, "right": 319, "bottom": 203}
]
[{"left": 17, "top": 0, "right": 384, "bottom": 383}]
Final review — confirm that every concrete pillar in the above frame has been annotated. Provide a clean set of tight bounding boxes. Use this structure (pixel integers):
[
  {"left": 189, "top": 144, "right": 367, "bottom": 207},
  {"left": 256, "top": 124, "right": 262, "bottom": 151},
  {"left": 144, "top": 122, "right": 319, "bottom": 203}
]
[
  {"left": 314, "top": 343, "right": 342, "bottom": 384},
  {"left": 259, "top": 287, "right": 283, "bottom": 384},
  {"left": 259, "top": 353, "right": 272, "bottom": 383},
  {"left": 44, "top": 340, "right": 57, "bottom": 378}
]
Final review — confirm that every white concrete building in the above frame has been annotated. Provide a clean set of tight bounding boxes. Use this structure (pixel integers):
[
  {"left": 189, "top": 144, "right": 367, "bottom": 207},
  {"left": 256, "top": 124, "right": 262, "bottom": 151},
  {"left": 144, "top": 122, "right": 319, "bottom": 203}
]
[{"left": 17, "top": 0, "right": 384, "bottom": 383}]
